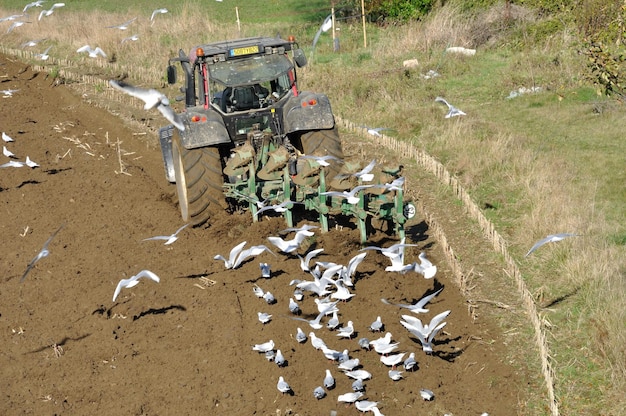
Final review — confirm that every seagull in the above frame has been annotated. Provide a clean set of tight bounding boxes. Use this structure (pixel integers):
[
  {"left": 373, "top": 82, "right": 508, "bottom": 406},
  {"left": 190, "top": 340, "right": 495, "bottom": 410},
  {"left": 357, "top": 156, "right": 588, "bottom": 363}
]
[
  {"left": 25, "top": 156, "right": 39, "bottom": 168},
  {"left": 309, "top": 332, "right": 327, "bottom": 350},
  {"left": 108, "top": 80, "right": 185, "bottom": 131},
  {"left": 331, "top": 279, "right": 356, "bottom": 302},
  {"left": 370, "top": 316, "right": 384, "bottom": 332},
  {"left": 0, "top": 160, "right": 25, "bottom": 168},
  {"left": 380, "top": 352, "right": 406, "bottom": 368},
  {"left": 214, "top": 241, "right": 247, "bottom": 269},
  {"left": 388, "top": 369, "right": 403, "bottom": 380},
  {"left": 252, "top": 283, "right": 265, "bottom": 298},
  {"left": 337, "top": 391, "right": 364, "bottom": 404},
  {"left": 121, "top": 34, "right": 139, "bottom": 44},
  {"left": 417, "top": 252, "right": 437, "bottom": 279},
  {"left": 344, "top": 369, "right": 371, "bottom": 381},
  {"left": 326, "top": 310, "right": 340, "bottom": 330},
  {"left": 355, "top": 400, "right": 378, "bottom": 412},
  {"left": 288, "top": 298, "right": 301, "bottom": 315},
  {"left": 338, "top": 357, "right": 359, "bottom": 371},
  {"left": 323, "top": 369, "right": 335, "bottom": 389},
  {"left": 23, "top": 1, "right": 46, "bottom": 13},
  {"left": 338, "top": 252, "right": 367, "bottom": 285},
  {"left": 364, "top": 126, "right": 394, "bottom": 137},
  {"left": 357, "top": 337, "right": 370, "bottom": 350},
  {"left": 419, "top": 388, "right": 435, "bottom": 401},
  {"left": 313, "top": 386, "right": 326, "bottom": 399},
  {"left": 400, "top": 310, "right": 450, "bottom": 353},
  {"left": 255, "top": 199, "right": 302, "bottom": 217},
  {"left": 353, "top": 159, "right": 377, "bottom": 181},
  {"left": 289, "top": 304, "right": 333, "bottom": 329},
  {"left": 112, "top": 269, "right": 160, "bottom": 302},
  {"left": 2, "top": 132, "right": 14, "bottom": 142},
  {"left": 76, "top": 45, "right": 107, "bottom": 58},
  {"left": 525, "top": 233, "right": 579, "bottom": 257},
  {"left": 435, "top": 96, "right": 466, "bottom": 118},
  {"left": 403, "top": 352, "right": 417, "bottom": 371},
  {"left": 252, "top": 339, "right": 274, "bottom": 353},
  {"left": 297, "top": 248, "right": 324, "bottom": 272},
  {"left": 320, "top": 184, "right": 378, "bottom": 205},
  {"left": 336, "top": 320, "right": 355, "bottom": 338},
  {"left": 381, "top": 287, "right": 444, "bottom": 314},
  {"left": 295, "top": 327, "right": 307, "bottom": 343},
  {"left": 259, "top": 262, "right": 271, "bottom": 278},
  {"left": 1, "top": 89, "right": 19, "bottom": 97},
  {"left": 299, "top": 154, "right": 342, "bottom": 167},
  {"left": 142, "top": 223, "right": 189, "bottom": 245},
  {"left": 262, "top": 291, "right": 276, "bottom": 304},
  {"left": 21, "top": 38, "right": 47, "bottom": 48},
  {"left": 35, "top": 45, "right": 52, "bottom": 61},
  {"left": 38, "top": 3, "right": 65, "bottom": 20},
  {"left": 351, "top": 378, "right": 365, "bottom": 392},
  {"left": 267, "top": 229, "right": 311, "bottom": 254},
  {"left": 7, "top": 21, "right": 27, "bottom": 34},
  {"left": 20, "top": 224, "right": 64, "bottom": 283},
  {"left": 106, "top": 17, "right": 137, "bottom": 30},
  {"left": 277, "top": 376, "right": 292, "bottom": 394},
  {"left": 150, "top": 8, "right": 168, "bottom": 22},
  {"left": 275, "top": 349, "right": 286, "bottom": 367},
  {"left": 257, "top": 312, "right": 272, "bottom": 324},
  {"left": 311, "top": 13, "right": 332, "bottom": 50},
  {"left": 3, "top": 145, "right": 17, "bottom": 158}
]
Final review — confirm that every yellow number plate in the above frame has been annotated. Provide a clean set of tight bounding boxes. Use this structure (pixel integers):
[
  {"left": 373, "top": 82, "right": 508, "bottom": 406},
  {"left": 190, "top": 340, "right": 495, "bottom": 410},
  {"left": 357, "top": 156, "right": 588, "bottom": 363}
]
[{"left": 230, "top": 46, "right": 260, "bottom": 57}]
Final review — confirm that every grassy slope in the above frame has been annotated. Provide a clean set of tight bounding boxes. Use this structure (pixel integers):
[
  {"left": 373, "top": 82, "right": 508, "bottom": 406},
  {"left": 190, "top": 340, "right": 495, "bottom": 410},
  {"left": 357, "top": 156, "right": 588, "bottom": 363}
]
[{"left": 2, "top": 1, "right": 624, "bottom": 414}]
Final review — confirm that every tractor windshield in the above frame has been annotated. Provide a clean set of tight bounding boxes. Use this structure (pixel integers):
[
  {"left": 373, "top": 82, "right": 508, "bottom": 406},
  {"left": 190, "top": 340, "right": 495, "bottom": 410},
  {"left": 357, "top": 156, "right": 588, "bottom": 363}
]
[{"left": 208, "top": 54, "right": 295, "bottom": 113}]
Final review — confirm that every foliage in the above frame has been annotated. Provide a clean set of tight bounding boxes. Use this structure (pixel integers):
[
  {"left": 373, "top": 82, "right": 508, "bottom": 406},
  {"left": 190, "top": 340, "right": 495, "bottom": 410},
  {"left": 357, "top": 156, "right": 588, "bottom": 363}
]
[
  {"left": 343, "top": 0, "right": 435, "bottom": 23},
  {"left": 580, "top": 39, "right": 626, "bottom": 97}
]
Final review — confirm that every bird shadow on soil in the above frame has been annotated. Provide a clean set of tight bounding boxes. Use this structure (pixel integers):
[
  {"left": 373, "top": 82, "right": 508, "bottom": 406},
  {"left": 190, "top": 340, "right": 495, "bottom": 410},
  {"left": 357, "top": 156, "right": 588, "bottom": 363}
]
[
  {"left": 132, "top": 304, "right": 186, "bottom": 321},
  {"left": 27, "top": 333, "right": 92, "bottom": 354}
]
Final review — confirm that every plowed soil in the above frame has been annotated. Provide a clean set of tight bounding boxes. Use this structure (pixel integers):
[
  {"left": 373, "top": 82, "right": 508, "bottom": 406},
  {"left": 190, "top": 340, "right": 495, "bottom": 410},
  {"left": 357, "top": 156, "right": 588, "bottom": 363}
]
[{"left": 1, "top": 54, "right": 525, "bottom": 415}]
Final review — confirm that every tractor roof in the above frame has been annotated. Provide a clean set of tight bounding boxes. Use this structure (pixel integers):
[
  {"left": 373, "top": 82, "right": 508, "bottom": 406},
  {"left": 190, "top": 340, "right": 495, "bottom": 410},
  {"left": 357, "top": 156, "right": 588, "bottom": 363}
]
[{"left": 193, "top": 37, "right": 294, "bottom": 60}]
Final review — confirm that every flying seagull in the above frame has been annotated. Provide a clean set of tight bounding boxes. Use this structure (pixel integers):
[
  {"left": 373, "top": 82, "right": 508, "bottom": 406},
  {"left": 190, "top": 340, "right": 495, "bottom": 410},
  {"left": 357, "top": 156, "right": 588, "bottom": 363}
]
[
  {"left": 435, "top": 96, "right": 466, "bottom": 118},
  {"left": 20, "top": 224, "right": 64, "bottom": 282},
  {"left": 312, "top": 14, "right": 332, "bottom": 50},
  {"left": 150, "top": 8, "right": 168, "bottom": 22},
  {"left": 23, "top": 1, "right": 46, "bottom": 13},
  {"left": 112, "top": 270, "right": 160, "bottom": 302},
  {"left": 107, "top": 17, "right": 137, "bottom": 30},
  {"left": 142, "top": 223, "right": 189, "bottom": 245},
  {"left": 35, "top": 45, "right": 52, "bottom": 61},
  {"left": 525, "top": 233, "right": 579, "bottom": 257},
  {"left": 109, "top": 79, "right": 185, "bottom": 131},
  {"left": 38, "top": 3, "right": 65, "bottom": 21},
  {"left": 76, "top": 45, "right": 107, "bottom": 58},
  {"left": 382, "top": 287, "right": 444, "bottom": 314}
]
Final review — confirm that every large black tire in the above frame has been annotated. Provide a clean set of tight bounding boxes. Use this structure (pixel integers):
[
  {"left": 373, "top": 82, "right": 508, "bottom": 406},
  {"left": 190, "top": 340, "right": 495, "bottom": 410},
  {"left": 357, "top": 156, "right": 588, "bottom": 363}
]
[
  {"left": 172, "top": 133, "right": 226, "bottom": 226},
  {"left": 299, "top": 127, "right": 344, "bottom": 180}
]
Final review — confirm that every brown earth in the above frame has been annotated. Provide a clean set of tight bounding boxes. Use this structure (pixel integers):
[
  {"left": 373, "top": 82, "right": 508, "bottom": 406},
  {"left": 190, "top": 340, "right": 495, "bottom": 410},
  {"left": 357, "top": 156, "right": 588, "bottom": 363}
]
[{"left": 1, "top": 53, "right": 526, "bottom": 415}]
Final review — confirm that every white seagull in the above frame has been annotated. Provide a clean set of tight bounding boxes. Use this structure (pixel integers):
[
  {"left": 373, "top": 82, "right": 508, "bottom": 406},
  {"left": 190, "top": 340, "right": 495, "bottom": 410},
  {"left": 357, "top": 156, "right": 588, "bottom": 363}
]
[
  {"left": 121, "top": 34, "right": 139, "bottom": 44},
  {"left": 400, "top": 311, "right": 450, "bottom": 353},
  {"left": 2, "top": 132, "right": 14, "bottom": 142},
  {"left": 150, "top": 8, "right": 168, "bottom": 22},
  {"left": 323, "top": 369, "right": 335, "bottom": 389},
  {"left": 1, "top": 89, "right": 19, "bottom": 97},
  {"left": 297, "top": 248, "right": 324, "bottom": 272},
  {"left": 1, "top": 160, "right": 25, "bottom": 168},
  {"left": 435, "top": 96, "right": 466, "bottom": 118},
  {"left": 337, "top": 391, "right": 364, "bottom": 404},
  {"left": 109, "top": 79, "right": 185, "bottom": 131},
  {"left": 277, "top": 376, "right": 292, "bottom": 394},
  {"left": 21, "top": 38, "right": 47, "bottom": 48},
  {"left": 7, "top": 21, "right": 28, "bottom": 34},
  {"left": 295, "top": 327, "right": 307, "bottom": 343},
  {"left": 142, "top": 223, "right": 189, "bottom": 245},
  {"left": 214, "top": 241, "right": 247, "bottom": 269},
  {"left": 25, "top": 156, "right": 39, "bottom": 168},
  {"left": 252, "top": 339, "right": 274, "bottom": 353},
  {"left": 112, "top": 269, "right": 160, "bottom": 302},
  {"left": 380, "top": 352, "right": 406, "bottom": 368},
  {"left": 267, "top": 228, "right": 312, "bottom": 254},
  {"left": 23, "top": 1, "right": 46, "bottom": 13},
  {"left": 76, "top": 45, "right": 107, "bottom": 58},
  {"left": 299, "top": 154, "right": 342, "bottom": 167},
  {"left": 20, "top": 225, "right": 64, "bottom": 282},
  {"left": 320, "top": 184, "right": 378, "bottom": 205},
  {"left": 381, "top": 287, "right": 444, "bottom": 314},
  {"left": 35, "top": 45, "right": 52, "bottom": 61},
  {"left": 525, "top": 233, "right": 579, "bottom": 257},
  {"left": 107, "top": 17, "right": 137, "bottom": 30},
  {"left": 257, "top": 312, "right": 272, "bottom": 324},
  {"left": 38, "top": 3, "right": 65, "bottom": 20},
  {"left": 417, "top": 252, "right": 437, "bottom": 279},
  {"left": 3, "top": 145, "right": 17, "bottom": 158},
  {"left": 336, "top": 320, "right": 355, "bottom": 338},
  {"left": 370, "top": 316, "right": 384, "bottom": 332}
]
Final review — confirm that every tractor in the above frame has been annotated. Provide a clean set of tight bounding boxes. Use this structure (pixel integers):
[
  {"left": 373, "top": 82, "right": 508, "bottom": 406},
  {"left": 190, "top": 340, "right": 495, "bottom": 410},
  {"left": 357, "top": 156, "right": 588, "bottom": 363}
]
[{"left": 158, "top": 36, "right": 414, "bottom": 242}]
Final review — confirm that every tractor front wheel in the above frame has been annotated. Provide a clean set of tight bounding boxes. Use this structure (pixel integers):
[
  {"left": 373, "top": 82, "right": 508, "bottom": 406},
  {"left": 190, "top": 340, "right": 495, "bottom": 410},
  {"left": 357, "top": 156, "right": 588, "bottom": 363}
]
[{"left": 172, "top": 133, "right": 227, "bottom": 226}]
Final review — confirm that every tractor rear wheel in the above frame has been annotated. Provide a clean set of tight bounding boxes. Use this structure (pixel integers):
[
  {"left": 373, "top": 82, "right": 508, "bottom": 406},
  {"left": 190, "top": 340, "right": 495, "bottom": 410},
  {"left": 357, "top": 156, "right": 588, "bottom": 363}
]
[
  {"left": 299, "top": 127, "right": 344, "bottom": 180},
  {"left": 172, "top": 133, "right": 226, "bottom": 226}
]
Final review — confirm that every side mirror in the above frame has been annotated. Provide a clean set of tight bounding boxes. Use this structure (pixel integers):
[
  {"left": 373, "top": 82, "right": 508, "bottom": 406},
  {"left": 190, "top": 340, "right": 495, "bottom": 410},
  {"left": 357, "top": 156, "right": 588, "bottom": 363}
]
[
  {"left": 166, "top": 65, "right": 177, "bottom": 84},
  {"left": 293, "top": 49, "right": 307, "bottom": 68}
]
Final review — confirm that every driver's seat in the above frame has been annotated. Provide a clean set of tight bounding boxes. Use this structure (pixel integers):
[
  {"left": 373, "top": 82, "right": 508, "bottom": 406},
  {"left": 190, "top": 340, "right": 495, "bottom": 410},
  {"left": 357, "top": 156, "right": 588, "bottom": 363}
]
[{"left": 221, "top": 86, "right": 259, "bottom": 113}]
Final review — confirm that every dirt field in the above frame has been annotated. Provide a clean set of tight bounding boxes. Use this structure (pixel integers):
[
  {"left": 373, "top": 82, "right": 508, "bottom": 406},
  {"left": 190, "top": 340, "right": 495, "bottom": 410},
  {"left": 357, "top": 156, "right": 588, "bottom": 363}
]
[{"left": 1, "top": 53, "right": 526, "bottom": 415}]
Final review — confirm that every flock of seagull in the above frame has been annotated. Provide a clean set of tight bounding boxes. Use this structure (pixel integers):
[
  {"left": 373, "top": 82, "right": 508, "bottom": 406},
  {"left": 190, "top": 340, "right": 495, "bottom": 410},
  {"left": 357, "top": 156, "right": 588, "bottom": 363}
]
[{"left": 210, "top": 223, "right": 454, "bottom": 414}]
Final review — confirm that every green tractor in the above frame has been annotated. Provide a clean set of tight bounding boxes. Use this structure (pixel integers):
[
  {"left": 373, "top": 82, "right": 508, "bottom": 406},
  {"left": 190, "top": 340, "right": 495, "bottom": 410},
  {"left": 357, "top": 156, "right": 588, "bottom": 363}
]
[{"left": 159, "top": 36, "right": 414, "bottom": 242}]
